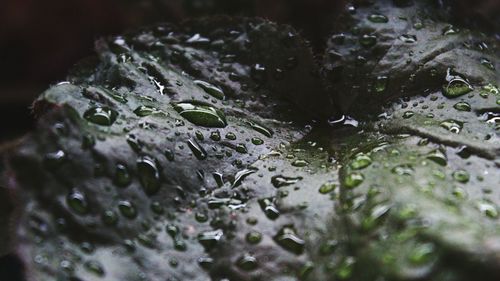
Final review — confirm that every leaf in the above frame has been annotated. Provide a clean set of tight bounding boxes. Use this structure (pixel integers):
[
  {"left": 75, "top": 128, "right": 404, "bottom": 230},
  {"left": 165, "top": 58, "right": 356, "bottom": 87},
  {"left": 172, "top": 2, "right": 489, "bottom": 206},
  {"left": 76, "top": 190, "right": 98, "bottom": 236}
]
[
  {"left": 2, "top": 1, "right": 500, "bottom": 281},
  {"left": 3, "top": 17, "right": 339, "bottom": 281},
  {"left": 322, "top": 0, "right": 498, "bottom": 115}
]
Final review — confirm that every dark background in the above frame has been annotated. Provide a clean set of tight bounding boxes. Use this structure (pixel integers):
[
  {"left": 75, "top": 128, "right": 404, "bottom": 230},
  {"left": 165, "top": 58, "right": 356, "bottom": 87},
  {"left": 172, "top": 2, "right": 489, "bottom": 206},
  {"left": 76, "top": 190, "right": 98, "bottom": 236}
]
[{"left": 0, "top": 0, "right": 498, "bottom": 142}]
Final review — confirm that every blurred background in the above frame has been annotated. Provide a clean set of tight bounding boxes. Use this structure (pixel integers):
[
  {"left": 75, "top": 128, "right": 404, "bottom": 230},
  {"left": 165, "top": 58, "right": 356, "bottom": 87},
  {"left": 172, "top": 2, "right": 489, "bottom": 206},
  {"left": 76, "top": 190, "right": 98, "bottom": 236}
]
[{"left": 0, "top": 0, "right": 498, "bottom": 142}]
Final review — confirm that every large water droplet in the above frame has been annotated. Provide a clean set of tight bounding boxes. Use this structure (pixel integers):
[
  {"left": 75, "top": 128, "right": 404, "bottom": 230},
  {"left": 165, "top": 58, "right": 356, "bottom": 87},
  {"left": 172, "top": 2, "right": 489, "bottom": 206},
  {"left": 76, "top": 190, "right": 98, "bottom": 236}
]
[
  {"left": 84, "top": 106, "right": 118, "bottom": 126},
  {"left": 442, "top": 69, "right": 473, "bottom": 98},
  {"left": 173, "top": 101, "right": 227, "bottom": 128}
]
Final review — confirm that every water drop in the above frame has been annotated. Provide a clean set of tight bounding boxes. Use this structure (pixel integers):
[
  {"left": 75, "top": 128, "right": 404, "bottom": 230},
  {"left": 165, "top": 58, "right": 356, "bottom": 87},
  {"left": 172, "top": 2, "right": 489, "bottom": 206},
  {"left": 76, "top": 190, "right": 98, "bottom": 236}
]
[
  {"left": 477, "top": 201, "right": 498, "bottom": 218},
  {"left": 442, "top": 68, "right": 473, "bottom": 98},
  {"left": 246, "top": 231, "right": 262, "bottom": 244},
  {"left": 137, "top": 156, "right": 161, "bottom": 195},
  {"left": 453, "top": 101, "right": 471, "bottom": 111},
  {"left": 198, "top": 229, "right": 223, "bottom": 250},
  {"left": 236, "top": 254, "right": 258, "bottom": 271},
  {"left": 188, "top": 139, "right": 207, "bottom": 160},
  {"left": 67, "top": 189, "right": 89, "bottom": 215},
  {"left": 391, "top": 164, "right": 413, "bottom": 176},
  {"left": 118, "top": 200, "right": 137, "bottom": 219},
  {"left": 426, "top": 150, "right": 447, "bottom": 166},
  {"left": 134, "top": 105, "right": 162, "bottom": 117},
  {"left": 399, "top": 34, "right": 417, "bottom": 43},
  {"left": 173, "top": 101, "right": 227, "bottom": 128},
  {"left": 319, "top": 182, "right": 336, "bottom": 194},
  {"left": 409, "top": 243, "right": 435, "bottom": 265},
  {"left": 374, "top": 76, "right": 388, "bottom": 93},
  {"left": 440, "top": 119, "right": 463, "bottom": 134},
  {"left": 350, "top": 153, "right": 372, "bottom": 170},
  {"left": 452, "top": 169, "right": 469, "bottom": 183},
  {"left": 194, "top": 80, "right": 225, "bottom": 100},
  {"left": 271, "top": 175, "right": 303, "bottom": 188},
  {"left": 258, "top": 198, "right": 280, "bottom": 220},
  {"left": 360, "top": 34, "right": 377, "bottom": 47},
  {"left": 368, "top": 14, "right": 388, "bottom": 23},
  {"left": 246, "top": 120, "right": 273, "bottom": 137},
  {"left": 114, "top": 164, "right": 132, "bottom": 187},
  {"left": 274, "top": 226, "right": 305, "bottom": 255},
  {"left": 344, "top": 173, "right": 364, "bottom": 189},
  {"left": 84, "top": 106, "right": 118, "bottom": 126}
]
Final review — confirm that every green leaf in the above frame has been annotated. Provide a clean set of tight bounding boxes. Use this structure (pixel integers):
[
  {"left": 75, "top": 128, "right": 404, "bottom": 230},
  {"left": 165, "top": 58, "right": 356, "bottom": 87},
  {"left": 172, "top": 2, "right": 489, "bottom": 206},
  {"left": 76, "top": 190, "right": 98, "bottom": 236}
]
[{"left": 2, "top": 1, "right": 500, "bottom": 281}]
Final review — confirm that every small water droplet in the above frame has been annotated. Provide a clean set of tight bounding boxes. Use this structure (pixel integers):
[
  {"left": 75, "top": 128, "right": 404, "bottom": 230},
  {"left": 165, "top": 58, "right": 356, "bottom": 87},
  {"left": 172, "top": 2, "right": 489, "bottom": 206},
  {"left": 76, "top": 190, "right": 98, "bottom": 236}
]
[
  {"left": 409, "top": 243, "right": 435, "bottom": 265},
  {"left": 118, "top": 200, "right": 137, "bottom": 219},
  {"left": 198, "top": 229, "right": 223, "bottom": 250},
  {"left": 344, "top": 173, "right": 364, "bottom": 188},
  {"left": 236, "top": 254, "right": 258, "bottom": 271},
  {"left": 246, "top": 120, "right": 273, "bottom": 137},
  {"left": 440, "top": 119, "right": 463, "bottom": 134},
  {"left": 480, "top": 58, "right": 495, "bottom": 70},
  {"left": 350, "top": 153, "right": 372, "bottom": 169},
  {"left": 291, "top": 159, "right": 309, "bottom": 167},
  {"left": 114, "top": 164, "right": 132, "bottom": 187},
  {"left": 188, "top": 139, "right": 207, "bottom": 160},
  {"left": 477, "top": 201, "right": 498, "bottom": 218},
  {"left": 374, "top": 76, "right": 388, "bottom": 93},
  {"left": 246, "top": 231, "right": 262, "bottom": 244},
  {"left": 453, "top": 101, "right": 471, "bottom": 111},
  {"left": 319, "top": 182, "right": 336, "bottom": 194},
  {"left": 368, "top": 14, "right": 388, "bottom": 23},
  {"left": 360, "top": 34, "right": 377, "bottom": 47},
  {"left": 391, "top": 164, "right": 414, "bottom": 176},
  {"left": 426, "top": 150, "right": 447, "bottom": 166},
  {"left": 67, "top": 189, "right": 89, "bottom": 215},
  {"left": 399, "top": 34, "right": 417, "bottom": 43},
  {"left": 271, "top": 175, "right": 303, "bottom": 188},
  {"left": 259, "top": 198, "right": 280, "bottom": 219},
  {"left": 133, "top": 105, "right": 162, "bottom": 117},
  {"left": 452, "top": 169, "right": 469, "bottom": 183}
]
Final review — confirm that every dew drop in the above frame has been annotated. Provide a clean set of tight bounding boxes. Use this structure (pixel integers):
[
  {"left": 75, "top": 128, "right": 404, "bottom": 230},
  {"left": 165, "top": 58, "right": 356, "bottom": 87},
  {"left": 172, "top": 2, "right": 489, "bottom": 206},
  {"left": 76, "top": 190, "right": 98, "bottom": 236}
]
[
  {"left": 137, "top": 156, "right": 161, "bottom": 195},
  {"left": 83, "top": 106, "right": 118, "bottom": 126},
  {"left": 174, "top": 101, "right": 227, "bottom": 128},
  {"left": 274, "top": 226, "right": 305, "bottom": 255}
]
